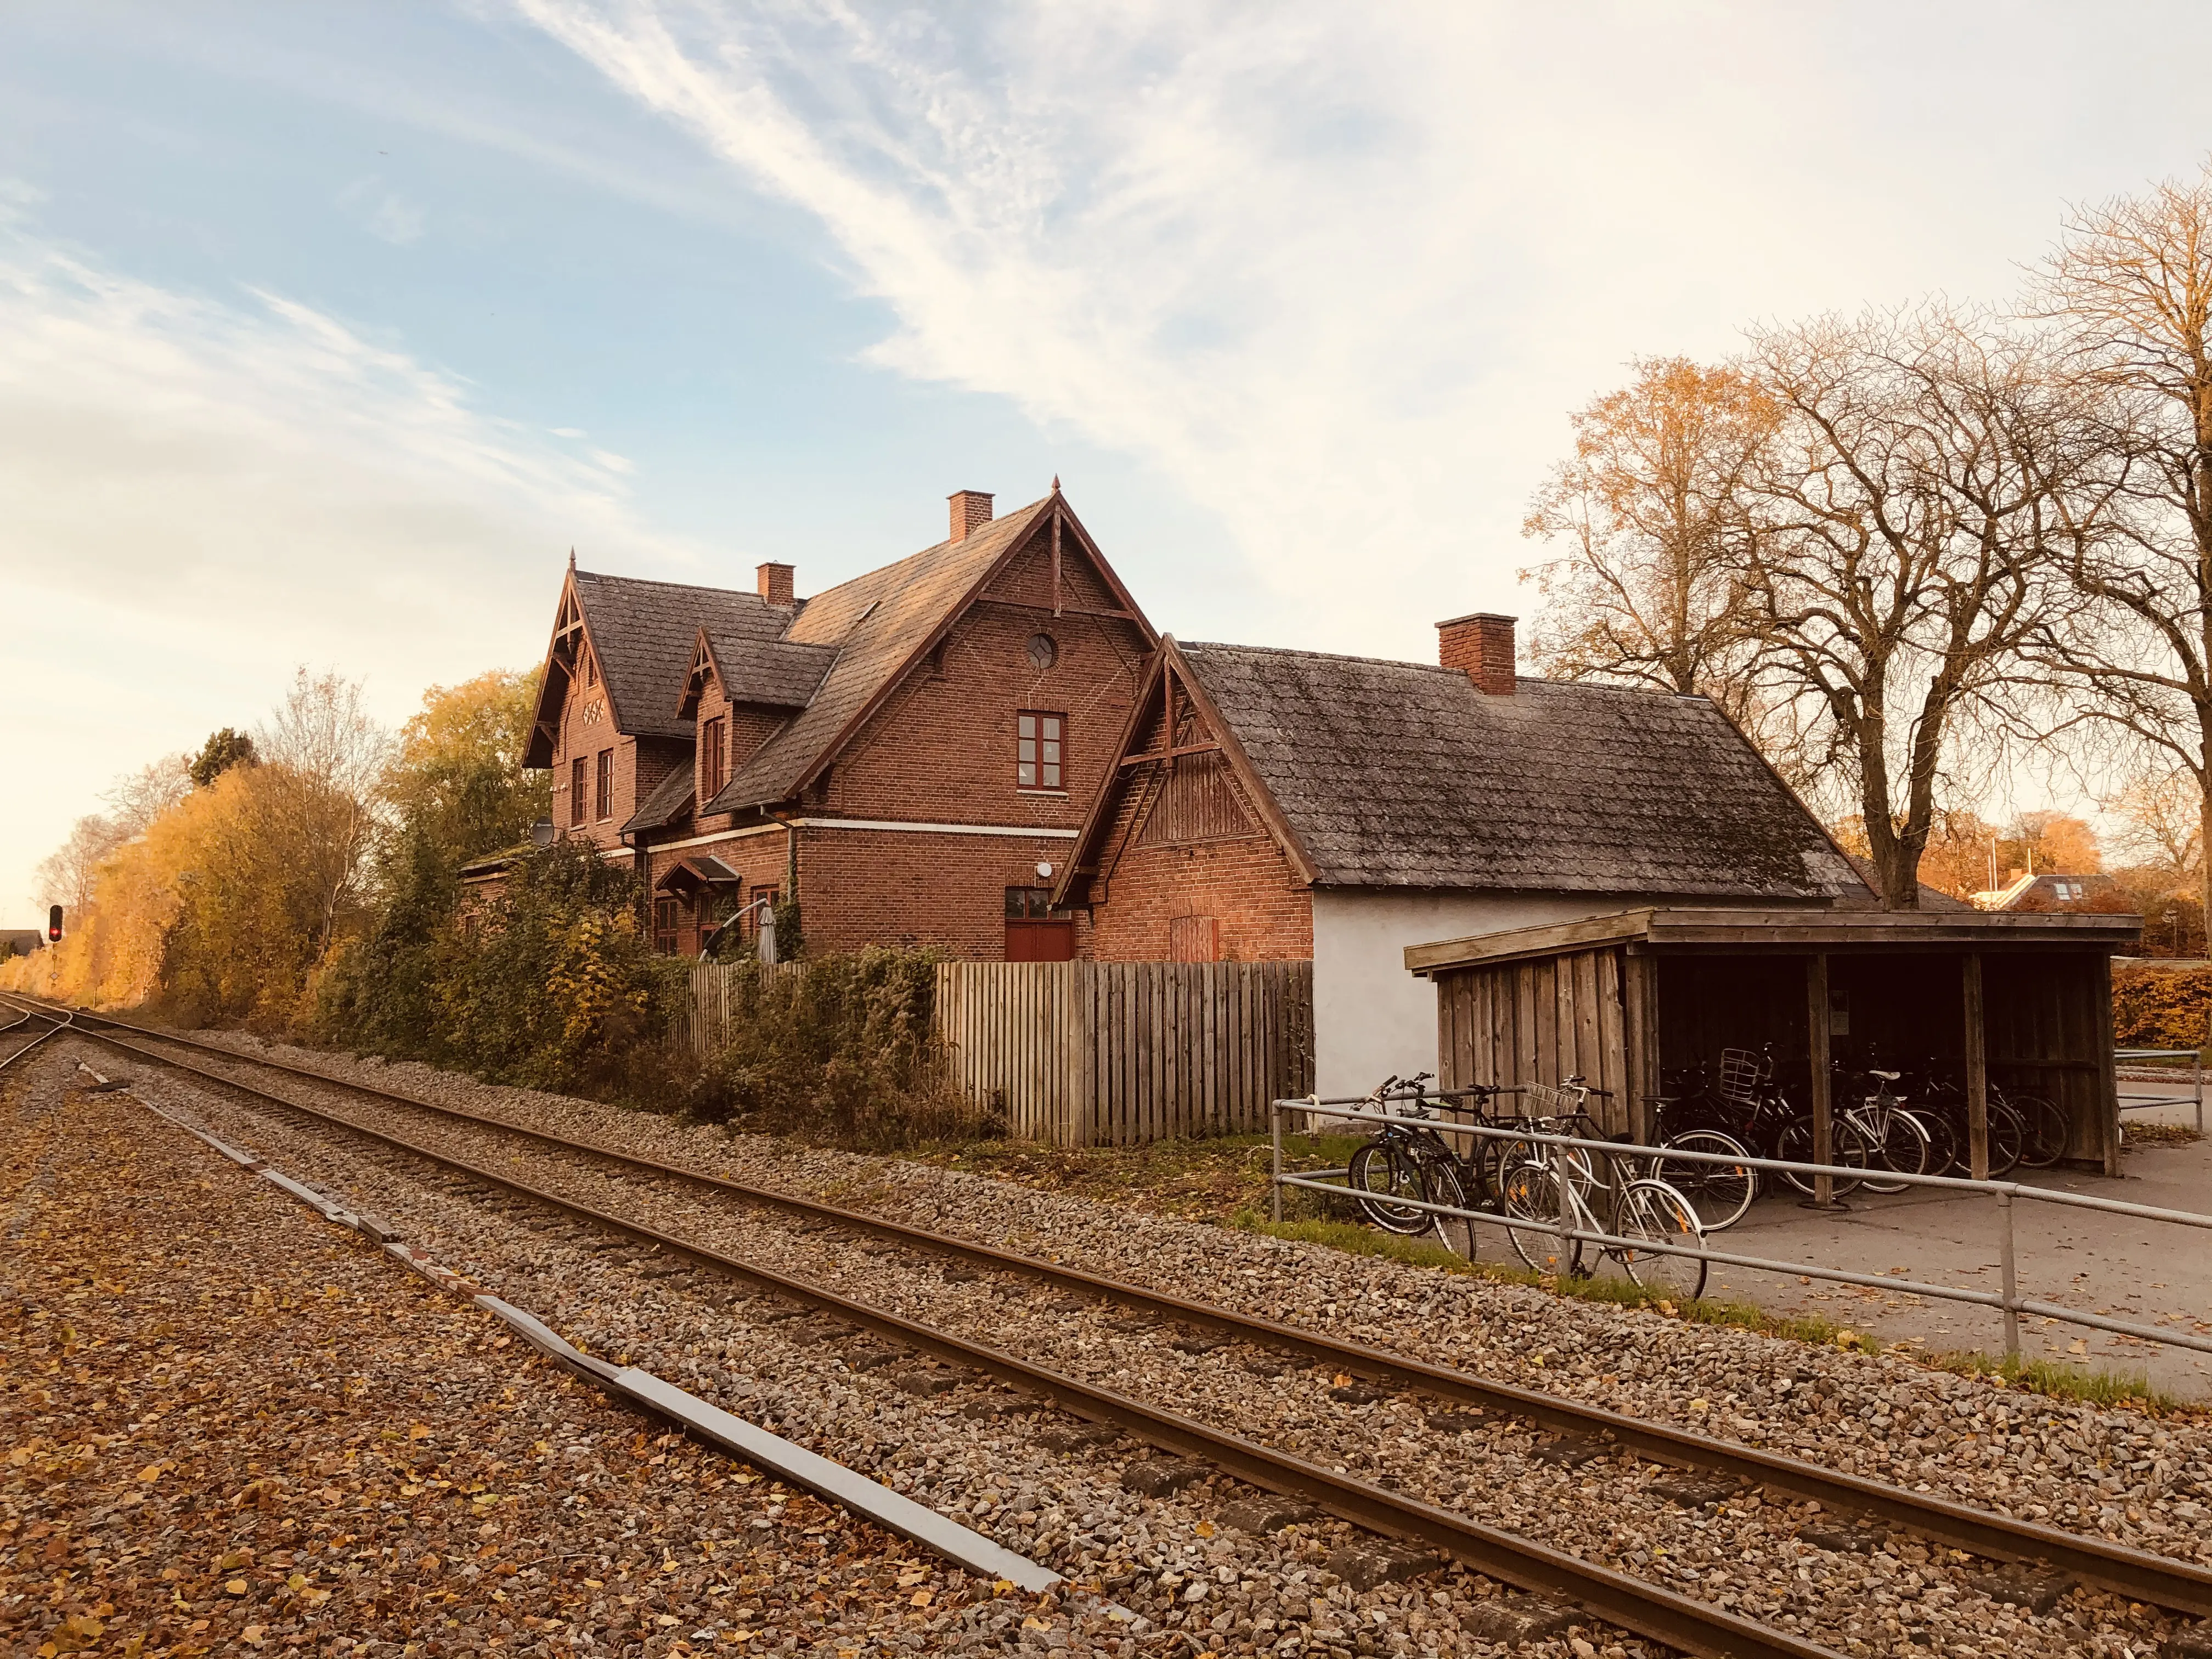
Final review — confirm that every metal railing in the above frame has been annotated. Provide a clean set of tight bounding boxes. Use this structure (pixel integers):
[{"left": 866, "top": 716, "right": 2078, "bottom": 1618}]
[
  {"left": 1272, "top": 1093, "right": 2212, "bottom": 1363},
  {"left": 2115, "top": 1047, "right": 2204, "bottom": 1134}
]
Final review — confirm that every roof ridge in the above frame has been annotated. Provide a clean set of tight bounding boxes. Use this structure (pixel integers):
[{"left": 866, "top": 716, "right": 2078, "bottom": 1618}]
[
  {"left": 794, "top": 494, "right": 1055, "bottom": 615},
  {"left": 575, "top": 569, "right": 772, "bottom": 602}
]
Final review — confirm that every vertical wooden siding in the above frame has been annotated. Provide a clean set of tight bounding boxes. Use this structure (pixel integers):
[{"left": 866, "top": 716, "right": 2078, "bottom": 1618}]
[
  {"left": 1435, "top": 947, "right": 1630, "bottom": 1133},
  {"left": 932, "top": 960, "right": 1314, "bottom": 1147}
]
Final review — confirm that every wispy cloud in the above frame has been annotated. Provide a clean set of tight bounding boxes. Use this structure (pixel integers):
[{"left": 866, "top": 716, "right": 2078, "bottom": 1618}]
[
  {"left": 514, "top": 1, "right": 2132, "bottom": 653},
  {"left": 337, "top": 174, "right": 427, "bottom": 245},
  {"left": 0, "top": 215, "right": 699, "bottom": 644}
]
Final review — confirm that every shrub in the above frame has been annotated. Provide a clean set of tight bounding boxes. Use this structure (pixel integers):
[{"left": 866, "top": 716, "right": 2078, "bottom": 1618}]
[
  {"left": 2112, "top": 962, "right": 2212, "bottom": 1053},
  {"left": 703, "top": 948, "right": 991, "bottom": 1148}
]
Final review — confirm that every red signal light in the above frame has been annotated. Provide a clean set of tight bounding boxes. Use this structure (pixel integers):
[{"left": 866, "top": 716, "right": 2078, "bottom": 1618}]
[{"left": 47, "top": 905, "right": 62, "bottom": 943}]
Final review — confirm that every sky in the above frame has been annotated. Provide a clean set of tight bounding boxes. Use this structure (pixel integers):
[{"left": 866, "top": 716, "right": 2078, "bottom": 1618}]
[{"left": 5, "top": 2, "right": 2212, "bottom": 923}]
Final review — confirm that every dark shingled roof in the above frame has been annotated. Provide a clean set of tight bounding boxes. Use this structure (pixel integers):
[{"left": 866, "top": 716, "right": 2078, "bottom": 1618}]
[
  {"left": 707, "top": 496, "right": 1056, "bottom": 811},
  {"left": 572, "top": 572, "right": 795, "bottom": 740},
  {"left": 622, "top": 762, "right": 695, "bottom": 836},
  {"left": 704, "top": 630, "right": 837, "bottom": 710},
  {"left": 1176, "top": 640, "right": 1865, "bottom": 899}
]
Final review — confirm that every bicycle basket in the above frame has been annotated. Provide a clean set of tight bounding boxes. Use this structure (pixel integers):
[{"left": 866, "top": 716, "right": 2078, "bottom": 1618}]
[
  {"left": 1717, "top": 1047, "right": 1767, "bottom": 1110},
  {"left": 1517, "top": 1081, "right": 1578, "bottom": 1120}
]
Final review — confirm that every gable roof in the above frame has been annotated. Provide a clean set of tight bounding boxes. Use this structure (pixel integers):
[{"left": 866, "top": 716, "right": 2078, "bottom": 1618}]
[
  {"left": 707, "top": 493, "right": 1151, "bottom": 812},
  {"left": 568, "top": 571, "right": 798, "bottom": 741},
  {"left": 1071, "top": 637, "right": 1868, "bottom": 901}
]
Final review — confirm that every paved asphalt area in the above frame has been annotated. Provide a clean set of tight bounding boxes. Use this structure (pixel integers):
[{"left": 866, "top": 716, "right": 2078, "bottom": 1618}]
[{"left": 1692, "top": 1077, "right": 2212, "bottom": 1400}]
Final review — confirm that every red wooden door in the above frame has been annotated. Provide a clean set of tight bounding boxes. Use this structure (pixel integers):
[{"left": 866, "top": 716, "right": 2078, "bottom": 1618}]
[{"left": 1005, "top": 919, "right": 1075, "bottom": 962}]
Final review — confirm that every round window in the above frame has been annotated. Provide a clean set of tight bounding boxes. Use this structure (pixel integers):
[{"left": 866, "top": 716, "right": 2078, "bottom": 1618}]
[{"left": 1026, "top": 633, "right": 1058, "bottom": 670}]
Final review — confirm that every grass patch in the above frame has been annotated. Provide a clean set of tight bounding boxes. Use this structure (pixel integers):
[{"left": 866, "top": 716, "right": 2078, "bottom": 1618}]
[
  {"left": 1930, "top": 1350, "right": 2186, "bottom": 1413},
  {"left": 904, "top": 1132, "right": 1365, "bottom": 1222},
  {"left": 1227, "top": 1209, "right": 1888, "bottom": 1350}
]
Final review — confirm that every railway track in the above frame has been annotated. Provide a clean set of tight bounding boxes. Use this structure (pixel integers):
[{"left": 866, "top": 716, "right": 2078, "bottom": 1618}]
[
  {"left": 18, "top": 997, "right": 2212, "bottom": 1656},
  {"left": 0, "top": 1006, "right": 66, "bottom": 1071}
]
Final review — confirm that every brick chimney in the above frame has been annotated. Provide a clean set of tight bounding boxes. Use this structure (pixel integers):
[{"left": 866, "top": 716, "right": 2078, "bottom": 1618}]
[
  {"left": 1437, "top": 612, "right": 1517, "bottom": 695},
  {"left": 755, "top": 562, "right": 795, "bottom": 606},
  {"left": 948, "top": 489, "right": 994, "bottom": 543}
]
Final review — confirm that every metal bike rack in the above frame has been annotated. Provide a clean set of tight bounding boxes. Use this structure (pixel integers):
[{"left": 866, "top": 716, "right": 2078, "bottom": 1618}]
[{"left": 1274, "top": 1094, "right": 2212, "bottom": 1362}]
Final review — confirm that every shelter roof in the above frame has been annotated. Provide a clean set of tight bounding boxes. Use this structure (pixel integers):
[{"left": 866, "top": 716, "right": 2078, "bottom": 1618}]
[
  {"left": 1404, "top": 906, "right": 2145, "bottom": 976},
  {"left": 1168, "top": 640, "right": 1866, "bottom": 899}
]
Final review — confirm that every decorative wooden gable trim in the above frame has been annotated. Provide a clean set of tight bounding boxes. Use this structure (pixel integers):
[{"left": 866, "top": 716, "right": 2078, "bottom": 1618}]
[
  {"left": 523, "top": 562, "right": 598, "bottom": 768},
  {"left": 675, "top": 629, "right": 719, "bottom": 719},
  {"left": 1053, "top": 639, "right": 1318, "bottom": 910}
]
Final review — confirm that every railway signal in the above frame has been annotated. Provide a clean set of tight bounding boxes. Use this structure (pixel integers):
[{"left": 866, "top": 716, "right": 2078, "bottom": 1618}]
[{"left": 46, "top": 905, "right": 62, "bottom": 944}]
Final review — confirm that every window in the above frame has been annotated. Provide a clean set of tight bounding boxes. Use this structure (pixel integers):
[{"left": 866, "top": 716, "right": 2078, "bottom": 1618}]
[
  {"left": 701, "top": 717, "right": 727, "bottom": 799},
  {"left": 652, "top": 898, "right": 679, "bottom": 956},
  {"left": 595, "top": 748, "right": 614, "bottom": 822},
  {"left": 1025, "top": 632, "right": 1058, "bottom": 670},
  {"left": 1005, "top": 886, "right": 1061, "bottom": 919},
  {"left": 1017, "top": 712, "right": 1063, "bottom": 790},
  {"left": 569, "top": 757, "right": 587, "bottom": 827}
]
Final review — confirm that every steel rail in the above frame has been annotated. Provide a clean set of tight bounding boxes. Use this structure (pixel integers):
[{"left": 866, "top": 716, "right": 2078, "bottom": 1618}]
[
  {"left": 0, "top": 1005, "right": 70, "bottom": 1071},
  {"left": 38, "top": 1008, "right": 1836, "bottom": 1659},
  {"left": 27, "top": 998, "right": 2212, "bottom": 1623}
]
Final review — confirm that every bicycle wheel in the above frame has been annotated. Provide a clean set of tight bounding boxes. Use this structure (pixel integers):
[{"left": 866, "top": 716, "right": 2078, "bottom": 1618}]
[
  {"left": 1775, "top": 1116, "right": 1867, "bottom": 1198},
  {"left": 1417, "top": 1155, "right": 1479, "bottom": 1259},
  {"left": 1858, "top": 1108, "right": 1929, "bottom": 1195},
  {"left": 1913, "top": 1108, "right": 1961, "bottom": 1178},
  {"left": 2010, "top": 1092, "right": 2069, "bottom": 1169},
  {"left": 1498, "top": 1161, "right": 1577, "bottom": 1275},
  {"left": 1348, "top": 1140, "right": 1429, "bottom": 1235},
  {"left": 1612, "top": 1180, "right": 1708, "bottom": 1300},
  {"left": 1651, "top": 1129, "right": 1755, "bottom": 1232},
  {"left": 1987, "top": 1101, "right": 2025, "bottom": 1177}
]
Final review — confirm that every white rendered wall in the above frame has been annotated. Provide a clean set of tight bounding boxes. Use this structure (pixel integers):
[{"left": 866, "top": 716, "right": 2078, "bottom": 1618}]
[{"left": 1308, "top": 889, "right": 1651, "bottom": 1101}]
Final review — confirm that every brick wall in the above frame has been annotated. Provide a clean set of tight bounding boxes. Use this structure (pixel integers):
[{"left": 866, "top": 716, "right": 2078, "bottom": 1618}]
[
  {"left": 548, "top": 668, "right": 637, "bottom": 851},
  {"left": 1088, "top": 833, "right": 1313, "bottom": 961},
  {"left": 794, "top": 826, "right": 1088, "bottom": 960},
  {"left": 820, "top": 540, "right": 1147, "bottom": 831}
]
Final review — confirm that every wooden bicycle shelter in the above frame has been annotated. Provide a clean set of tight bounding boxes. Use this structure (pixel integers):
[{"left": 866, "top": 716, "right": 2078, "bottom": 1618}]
[{"left": 1403, "top": 907, "right": 2143, "bottom": 1182}]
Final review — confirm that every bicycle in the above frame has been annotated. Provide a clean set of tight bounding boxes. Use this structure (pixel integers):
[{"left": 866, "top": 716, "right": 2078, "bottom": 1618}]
[
  {"left": 1493, "top": 1079, "right": 1708, "bottom": 1299},
  {"left": 1643, "top": 1091, "right": 1758, "bottom": 1233},
  {"left": 1711, "top": 1046, "right": 1873, "bottom": 1198},
  {"left": 1345, "top": 1073, "right": 1506, "bottom": 1240}
]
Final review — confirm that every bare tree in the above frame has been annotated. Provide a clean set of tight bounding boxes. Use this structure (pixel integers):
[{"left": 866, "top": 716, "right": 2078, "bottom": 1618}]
[
  {"left": 256, "top": 669, "right": 391, "bottom": 963},
  {"left": 1521, "top": 357, "right": 1778, "bottom": 730},
  {"left": 1742, "top": 305, "right": 2114, "bottom": 909},
  {"left": 2028, "top": 161, "right": 2212, "bottom": 929}
]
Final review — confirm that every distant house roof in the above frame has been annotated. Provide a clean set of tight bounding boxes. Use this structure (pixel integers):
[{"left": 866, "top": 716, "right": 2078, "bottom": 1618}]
[
  {"left": 1972, "top": 871, "right": 2115, "bottom": 911},
  {"left": 1074, "top": 639, "right": 1869, "bottom": 900},
  {"left": 1836, "top": 853, "right": 1976, "bottom": 913}
]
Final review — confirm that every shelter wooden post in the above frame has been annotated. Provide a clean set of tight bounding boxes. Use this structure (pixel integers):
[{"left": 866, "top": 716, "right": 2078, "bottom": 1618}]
[
  {"left": 1622, "top": 948, "right": 1660, "bottom": 1146},
  {"left": 1805, "top": 952, "right": 1838, "bottom": 1209},
  {"left": 2093, "top": 952, "right": 2121, "bottom": 1177},
  {"left": 1963, "top": 953, "right": 1989, "bottom": 1181}
]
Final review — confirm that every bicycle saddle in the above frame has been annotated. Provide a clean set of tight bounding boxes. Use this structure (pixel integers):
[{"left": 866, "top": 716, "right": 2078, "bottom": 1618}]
[{"left": 1869, "top": 1068, "right": 1900, "bottom": 1082}]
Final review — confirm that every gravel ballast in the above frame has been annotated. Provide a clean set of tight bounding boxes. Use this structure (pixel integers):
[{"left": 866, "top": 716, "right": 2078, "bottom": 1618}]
[
  {"left": 80, "top": 1028, "right": 2212, "bottom": 1656},
  {"left": 0, "top": 1049, "right": 1108, "bottom": 1659}
]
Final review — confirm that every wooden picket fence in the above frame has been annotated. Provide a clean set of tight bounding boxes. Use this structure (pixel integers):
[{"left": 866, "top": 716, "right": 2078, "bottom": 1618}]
[
  {"left": 683, "top": 960, "right": 803, "bottom": 1055},
  {"left": 932, "top": 960, "right": 1313, "bottom": 1147},
  {"left": 682, "top": 957, "right": 1313, "bottom": 1147}
]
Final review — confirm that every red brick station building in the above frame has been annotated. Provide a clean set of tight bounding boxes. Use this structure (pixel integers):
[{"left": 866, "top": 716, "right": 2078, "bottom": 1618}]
[{"left": 508, "top": 484, "right": 1888, "bottom": 1093}]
